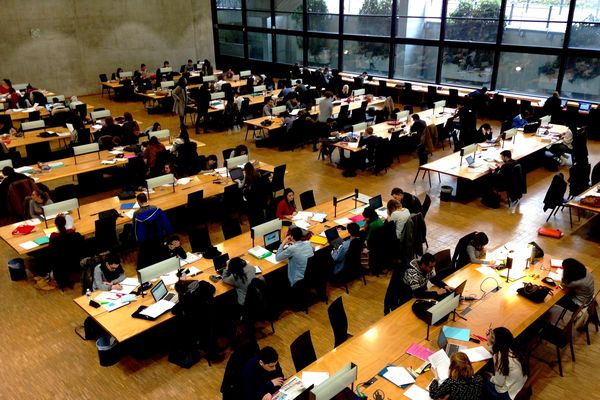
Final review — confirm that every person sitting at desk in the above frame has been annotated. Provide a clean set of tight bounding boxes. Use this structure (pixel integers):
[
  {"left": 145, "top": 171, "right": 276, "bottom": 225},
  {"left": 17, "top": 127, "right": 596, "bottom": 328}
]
[
  {"left": 156, "top": 60, "right": 173, "bottom": 82},
  {"left": 6, "top": 88, "right": 20, "bottom": 109},
  {"left": 203, "top": 154, "right": 218, "bottom": 171},
  {"left": 294, "top": 79, "right": 307, "bottom": 95},
  {"left": 92, "top": 253, "right": 125, "bottom": 291},
  {"left": 184, "top": 59, "right": 195, "bottom": 73},
  {"left": 491, "top": 150, "right": 517, "bottom": 193},
  {"left": 163, "top": 234, "right": 187, "bottom": 260},
  {"left": 215, "top": 74, "right": 227, "bottom": 91},
  {"left": 170, "top": 127, "right": 190, "bottom": 155},
  {"left": 97, "top": 116, "right": 124, "bottom": 149},
  {"left": 49, "top": 214, "right": 84, "bottom": 289},
  {"left": 143, "top": 136, "right": 167, "bottom": 171},
  {"left": 281, "top": 82, "right": 293, "bottom": 98},
  {"left": 285, "top": 97, "right": 300, "bottom": 113},
  {"left": 0, "top": 166, "right": 30, "bottom": 211},
  {"left": 242, "top": 346, "right": 284, "bottom": 400},
  {"left": 331, "top": 222, "right": 361, "bottom": 276},
  {"left": 162, "top": 163, "right": 179, "bottom": 179},
  {"left": 276, "top": 188, "right": 297, "bottom": 220},
  {"left": 475, "top": 123, "right": 493, "bottom": 143},
  {"left": 548, "top": 128, "right": 573, "bottom": 165},
  {"left": 340, "top": 84, "right": 350, "bottom": 98},
  {"left": 466, "top": 231, "right": 496, "bottom": 265},
  {"left": 0, "top": 78, "right": 12, "bottom": 95},
  {"left": 410, "top": 113, "right": 427, "bottom": 137},
  {"left": 557, "top": 258, "right": 595, "bottom": 312},
  {"left": 233, "top": 144, "right": 249, "bottom": 157},
  {"left": 429, "top": 352, "right": 483, "bottom": 400},
  {"left": 223, "top": 257, "right": 258, "bottom": 307},
  {"left": 275, "top": 227, "right": 314, "bottom": 303},
  {"left": 25, "top": 189, "right": 53, "bottom": 219},
  {"left": 511, "top": 110, "right": 530, "bottom": 129},
  {"left": 391, "top": 187, "right": 423, "bottom": 214},
  {"left": 484, "top": 327, "right": 528, "bottom": 400},
  {"left": 262, "top": 98, "right": 274, "bottom": 117},
  {"left": 142, "top": 122, "right": 161, "bottom": 137},
  {"left": 121, "top": 112, "right": 140, "bottom": 145},
  {"left": 201, "top": 59, "right": 214, "bottom": 76},
  {"left": 387, "top": 199, "right": 410, "bottom": 239},
  {"left": 403, "top": 252, "right": 452, "bottom": 299},
  {"left": 113, "top": 68, "right": 123, "bottom": 81},
  {"left": 362, "top": 206, "right": 383, "bottom": 242}
]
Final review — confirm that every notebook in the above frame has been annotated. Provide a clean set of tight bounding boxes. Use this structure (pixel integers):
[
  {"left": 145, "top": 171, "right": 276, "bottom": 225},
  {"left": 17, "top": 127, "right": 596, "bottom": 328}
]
[
  {"left": 139, "top": 280, "right": 179, "bottom": 319},
  {"left": 324, "top": 227, "right": 343, "bottom": 249}
]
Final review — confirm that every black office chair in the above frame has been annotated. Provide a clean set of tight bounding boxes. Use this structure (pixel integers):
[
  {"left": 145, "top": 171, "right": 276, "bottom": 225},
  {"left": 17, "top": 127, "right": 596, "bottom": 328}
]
[
  {"left": 568, "top": 161, "right": 591, "bottom": 199},
  {"left": 53, "top": 184, "right": 78, "bottom": 202},
  {"left": 99, "top": 74, "right": 110, "bottom": 97},
  {"left": 94, "top": 217, "right": 119, "bottom": 253},
  {"left": 290, "top": 331, "right": 317, "bottom": 372},
  {"left": 125, "top": 156, "right": 147, "bottom": 188},
  {"left": 242, "top": 278, "right": 275, "bottom": 334},
  {"left": 299, "top": 190, "right": 316, "bottom": 210},
  {"left": 383, "top": 264, "right": 412, "bottom": 315},
  {"left": 75, "top": 103, "right": 87, "bottom": 122},
  {"left": 543, "top": 173, "right": 567, "bottom": 222},
  {"left": 591, "top": 161, "right": 600, "bottom": 186},
  {"left": 186, "top": 189, "right": 205, "bottom": 226},
  {"left": 328, "top": 296, "right": 351, "bottom": 348},
  {"left": 28, "top": 110, "right": 41, "bottom": 121},
  {"left": 271, "top": 164, "right": 286, "bottom": 196},
  {"left": 434, "top": 249, "right": 453, "bottom": 279},
  {"left": 421, "top": 194, "right": 432, "bottom": 219},
  {"left": 222, "top": 218, "right": 242, "bottom": 240},
  {"left": 451, "top": 231, "right": 477, "bottom": 270},
  {"left": 188, "top": 226, "right": 214, "bottom": 254},
  {"left": 222, "top": 148, "right": 235, "bottom": 167},
  {"left": 223, "top": 184, "right": 243, "bottom": 219}
]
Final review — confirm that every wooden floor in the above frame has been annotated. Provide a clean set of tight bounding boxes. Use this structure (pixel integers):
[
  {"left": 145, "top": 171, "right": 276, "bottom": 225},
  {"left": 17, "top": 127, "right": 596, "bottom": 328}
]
[{"left": 1, "top": 94, "right": 598, "bottom": 399}]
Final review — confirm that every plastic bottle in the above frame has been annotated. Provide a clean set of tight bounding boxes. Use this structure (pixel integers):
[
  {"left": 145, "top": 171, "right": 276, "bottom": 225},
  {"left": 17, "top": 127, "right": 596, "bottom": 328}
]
[{"left": 86, "top": 288, "right": 91, "bottom": 297}]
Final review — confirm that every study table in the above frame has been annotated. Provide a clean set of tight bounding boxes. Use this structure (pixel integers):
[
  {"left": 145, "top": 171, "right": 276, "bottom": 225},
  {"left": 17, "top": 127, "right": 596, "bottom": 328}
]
[
  {"left": 1, "top": 104, "right": 95, "bottom": 123},
  {"left": 565, "top": 182, "right": 600, "bottom": 228},
  {"left": 0, "top": 161, "right": 276, "bottom": 255},
  {"left": 293, "top": 252, "right": 568, "bottom": 399},
  {"left": 72, "top": 192, "right": 371, "bottom": 343},
  {"left": 416, "top": 125, "right": 569, "bottom": 198}
]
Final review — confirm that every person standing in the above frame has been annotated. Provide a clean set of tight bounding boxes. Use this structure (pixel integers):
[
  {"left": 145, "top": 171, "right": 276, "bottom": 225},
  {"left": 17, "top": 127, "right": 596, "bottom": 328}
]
[{"left": 172, "top": 78, "right": 187, "bottom": 126}]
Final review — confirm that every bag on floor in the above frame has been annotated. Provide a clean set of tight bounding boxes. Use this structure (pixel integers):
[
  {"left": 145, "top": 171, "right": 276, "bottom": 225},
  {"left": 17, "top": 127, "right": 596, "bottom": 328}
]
[{"left": 481, "top": 192, "right": 500, "bottom": 208}]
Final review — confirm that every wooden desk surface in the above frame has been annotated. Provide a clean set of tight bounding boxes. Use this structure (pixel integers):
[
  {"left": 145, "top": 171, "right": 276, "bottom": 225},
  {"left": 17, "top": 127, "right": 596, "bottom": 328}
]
[
  {"left": 73, "top": 193, "right": 370, "bottom": 342},
  {"left": 2, "top": 104, "right": 95, "bottom": 122},
  {"left": 0, "top": 161, "right": 275, "bottom": 254},
  {"left": 3, "top": 126, "right": 70, "bottom": 148},
  {"left": 420, "top": 126, "right": 568, "bottom": 180},
  {"left": 296, "top": 255, "right": 567, "bottom": 398},
  {"left": 565, "top": 183, "right": 600, "bottom": 214}
]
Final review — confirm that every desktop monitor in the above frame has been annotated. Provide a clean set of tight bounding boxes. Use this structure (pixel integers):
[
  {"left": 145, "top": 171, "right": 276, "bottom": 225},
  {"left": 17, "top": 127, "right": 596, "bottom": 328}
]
[
  {"left": 351, "top": 88, "right": 365, "bottom": 97},
  {"left": 539, "top": 115, "right": 551, "bottom": 127},
  {"left": 225, "top": 154, "right": 249, "bottom": 170},
  {"left": 160, "top": 81, "right": 175, "bottom": 89},
  {"left": 254, "top": 85, "right": 267, "bottom": 93},
  {"left": 119, "top": 71, "right": 133, "bottom": 78},
  {"left": 271, "top": 105, "right": 286, "bottom": 116},
  {"left": 433, "top": 100, "right": 446, "bottom": 113},
  {"left": 396, "top": 110, "right": 409, "bottom": 121},
  {"left": 252, "top": 219, "right": 283, "bottom": 242},
  {"left": 240, "top": 70, "right": 251, "bottom": 78},
  {"left": 203, "top": 75, "right": 217, "bottom": 83},
  {"left": 160, "top": 67, "right": 172, "bottom": 74},
  {"left": 137, "top": 257, "right": 180, "bottom": 286}
]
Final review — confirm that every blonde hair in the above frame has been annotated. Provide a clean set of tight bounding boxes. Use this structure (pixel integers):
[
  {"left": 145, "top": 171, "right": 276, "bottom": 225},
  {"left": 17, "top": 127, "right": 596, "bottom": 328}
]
[{"left": 449, "top": 352, "right": 474, "bottom": 380}]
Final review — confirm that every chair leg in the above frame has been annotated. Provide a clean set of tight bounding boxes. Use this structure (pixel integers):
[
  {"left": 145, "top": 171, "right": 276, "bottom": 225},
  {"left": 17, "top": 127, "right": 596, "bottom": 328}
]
[
  {"left": 271, "top": 321, "right": 275, "bottom": 334},
  {"left": 570, "top": 338, "right": 575, "bottom": 362},
  {"left": 556, "top": 346, "right": 563, "bottom": 376},
  {"left": 586, "top": 325, "right": 591, "bottom": 345}
]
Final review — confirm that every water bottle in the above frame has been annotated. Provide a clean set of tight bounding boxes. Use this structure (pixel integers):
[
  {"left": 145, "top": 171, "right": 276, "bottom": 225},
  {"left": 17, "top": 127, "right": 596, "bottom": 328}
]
[{"left": 86, "top": 288, "right": 91, "bottom": 297}]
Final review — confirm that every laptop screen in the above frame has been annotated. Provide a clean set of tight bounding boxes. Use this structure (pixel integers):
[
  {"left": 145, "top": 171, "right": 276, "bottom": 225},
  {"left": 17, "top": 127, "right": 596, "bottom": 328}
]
[
  {"left": 369, "top": 194, "right": 383, "bottom": 209},
  {"left": 264, "top": 230, "right": 280, "bottom": 247},
  {"left": 213, "top": 253, "right": 230, "bottom": 274},
  {"left": 454, "top": 280, "right": 467, "bottom": 296},
  {"left": 437, "top": 329, "right": 448, "bottom": 349},
  {"left": 229, "top": 167, "right": 244, "bottom": 181},
  {"left": 150, "top": 280, "right": 168, "bottom": 302},
  {"left": 466, "top": 155, "right": 475, "bottom": 165},
  {"left": 324, "top": 227, "right": 340, "bottom": 242}
]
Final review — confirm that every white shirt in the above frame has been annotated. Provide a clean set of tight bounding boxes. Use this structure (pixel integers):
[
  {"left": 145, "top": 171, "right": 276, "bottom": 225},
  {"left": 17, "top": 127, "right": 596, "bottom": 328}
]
[{"left": 490, "top": 352, "right": 527, "bottom": 399}]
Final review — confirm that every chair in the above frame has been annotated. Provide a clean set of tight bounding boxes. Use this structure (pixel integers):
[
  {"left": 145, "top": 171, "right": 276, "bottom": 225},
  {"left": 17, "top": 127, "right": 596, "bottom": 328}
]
[
  {"left": 383, "top": 264, "right": 412, "bottom": 315},
  {"left": 28, "top": 110, "right": 41, "bottom": 121},
  {"left": 6, "top": 179, "right": 39, "bottom": 219},
  {"left": 568, "top": 161, "right": 591, "bottom": 198},
  {"left": 447, "top": 88, "right": 459, "bottom": 108},
  {"left": 421, "top": 194, "right": 432, "bottom": 219},
  {"left": 434, "top": 249, "right": 453, "bottom": 279},
  {"left": 77, "top": 128, "right": 91, "bottom": 145},
  {"left": 222, "top": 218, "right": 242, "bottom": 240},
  {"left": 75, "top": 103, "right": 87, "bottom": 122},
  {"left": 188, "top": 226, "right": 214, "bottom": 254},
  {"left": 94, "top": 217, "right": 118, "bottom": 253},
  {"left": 99, "top": 74, "right": 110, "bottom": 97},
  {"left": 125, "top": 156, "right": 147, "bottom": 188},
  {"left": 543, "top": 173, "right": 567, "bottom": 222},
  {"left": 591, "top": 161, "right": 600, "bottom": 185},
  {"left": 290, "top": 331, "right": 317, "bottom": 372},
  {"left": 222, "top": 148, "right": 234, "bottom": 166},
  {"left": 53, "top": 184, "right": 78, "bottom": 202},
  {"left": 186, "top": 190, "right": 205, "bottom": 226},
  {"left": 451, "top": 231, "right": 477, "bottom": 270},
  {"left": 242, "top": 278, "right": 275, "bottom": 333},
  {"left": 299, "top": 190, "right": 316, "bottom": 210},
  {"left": 223, "top": 184, "right": 243, "bottom": 218},
  {"left": 504, "top": 163, "right": 526, "bottom": 206},
  {"left": 270, "top": 164, "right": 286, "bottom": 196},
  {"left": 583, "top": 290, "right": 600, "bottom": 346},
  {"left": 538, "top": 303, "right": 585, "bottom": 376},
  {"left": 328, "top": 296, "right": 351, "bottom": 348}
]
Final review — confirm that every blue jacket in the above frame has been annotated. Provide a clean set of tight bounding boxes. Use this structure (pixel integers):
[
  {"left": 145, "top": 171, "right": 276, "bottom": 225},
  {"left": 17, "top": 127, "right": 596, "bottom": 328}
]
[{"left": 133, "top": 205, "right": 173, "bottom": 243}]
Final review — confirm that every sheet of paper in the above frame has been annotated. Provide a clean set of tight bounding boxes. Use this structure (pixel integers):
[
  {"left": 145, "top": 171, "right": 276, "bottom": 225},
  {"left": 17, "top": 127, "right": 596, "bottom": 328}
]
[
  {"left": 442, "top": 326, "right": 470, "bottom": 342},
  {"left": 177, "top": 177, "right": 191, "bottom": 185},
  {"left": 551, "top": 259, "right": 563, "bottom": 268},
  {"left": 124, "top": 210, "right": 135, "bottom": 219},
  {"left": 139, "top": 300, "right": 173, "bottom": 318},
  {"left": 461, "top": 346, "right": 493, "bottom": 362},
  {"left": 403, "top": 384, "right": 432, "bottom": 400},
  {"left": 101, "top": 160, "right": 116, "bottom": 165},
  {"left": 301, "top": 371, "right": 329, "bottom": 387},
  {"left": 406, "top": 343, "right": 435, "bottom": 361},
  {"left": 294, "top": 220, "right": 311, "bottom": 230},
  {"left": 121, "top": 277, "right": 140, "bottom": 286},
  {"left": 187, "top": 266, "right": 202, "bottom": 276},
  {"left": 92, "top": 124, "right": 103, "bottom": 130},
  {"left": 19, "top": 241, "right": 39, "bottom": 250},
  {"left": 293, "top": 211, "right": 313, "bottom": 220},
  {"left": 334, "top": 218, "right": 352, "bottom": 225},
  {"left": 265, "top": 253, "right": 279, "bottom": 264},
  {"left": 56, "top": 132, "right": 71, "bottom": 137},
  {"left": 428, "top": 350, "right": 450, "bottom": 381},
  {"left": 549, "top": 270, "right": 563, "bottom": 281},
  {"left": 111, "top": 285, "right": 136, "bottom": 295},
  {"left": 94, "top": 292, "right": 121, "bottom": 302},
  {"left": 476, "top": 266, "right": 497, "bottom": 275},
  {"left": 24, "top": 218, "right": 42, "bottom": 226},
  {"left": 383, "top": 366, "right": 415, "bottom": 387},
  {"left": 160, "top": 272, "right": 179, "bottom": 286},
  {"left": 311, "top": 212, "right": 327, "bottom": 222},
  {"left": 184, "top": 252, "right": 201, "bottom": 264}
]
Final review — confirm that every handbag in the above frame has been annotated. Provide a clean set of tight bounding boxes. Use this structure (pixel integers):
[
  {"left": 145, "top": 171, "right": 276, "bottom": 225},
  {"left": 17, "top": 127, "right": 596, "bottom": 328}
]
[{"left": 517, "top": 282, "right": 552, "bottom": 303}]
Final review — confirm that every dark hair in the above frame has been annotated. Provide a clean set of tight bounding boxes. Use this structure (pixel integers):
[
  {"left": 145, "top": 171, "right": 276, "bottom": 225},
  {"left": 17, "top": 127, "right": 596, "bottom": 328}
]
[
  {"left": 227, "top": 257, "right": 248, "bottom": 283},
  {"left": 104, "top": 116, "right": 114, "bottom": 126},
  {"left": 391, "top": 187, "right": 404, "bottom": 196},
  {"left": 473, "top": 232, "right": 489, "bottom": 248},
  {"left": 234, "top": 144, "right": 248, "bottom": 156},
  {"left": 3, "top": 79, "right": 12, "bottom": 87},
  {"left": 178, "top": 128, "right": 190, "bottom": 143},
  {"left": 491, "top": 327, "right": 529, "bottom": 377},
  {"left": 148, "top": 136, "right": 159, "bottom": 145},
  {"left": 166, "top": 235, "right": 180, "bottom": 245},
  {"left": 283, "top": 188, "right": 296, "bottom": 209},
  {"left": 207, "top": 154, "right": 218, "bottom": 163},
  {"left": 324, "top": 91, "right": 334, "bottom": 98},
  {"left": 55, "top": 215, "right": 67, "bottom": 234},
  {"left": 259, "top": 346, "right": 279, "bottom": 364},
  {"left": 562, "top": 258, "right": 587, "bottom": 284},
  {"left": 101, "top": 253, "right": 123, "bottom": 281},
  {"left": 290, "top": 227, "right": 303, "bottom": 241},
  {"left": 136, "top": 192, "right": 148, "bottom": 204},
  {"left": 32, "top": 190, "right": 49, "bottom": 203},
  {"left": 105, "top": 253, "right": 120, "bottom": 266},
  {"left": 188, "top": 59, "right": 193, "bottom": 63},
  {"left": 141, "top": 63, "right": 146, "bottom": 68},
  {"left": 500, "top": 150, "right": 512, "bottom": 159},
  {"left": 522, "top": 110, "right": 530, "bottom": 118},
  {"left": 347, "top": 222, "right": 360, "bottom": 237},
  {"left": 243, "top": 162, "right": 259, "bottom": 185},
  {"left": 480, "top": 123, "right": 491, "bottom": 130},
  {"left": 412, "top": 114, "right": 420, "bottom": 121},
  {"left": 420, "top": 252, "right": 435, "bottom": 265},
  {"left": 164, "top": 60, "right": 169, "bottom": 66},
  {"left": 124, "top": 112, "right": 133, "bottom": 122},
  {"left": 2, "top": 166, "right": 14, "bottom": 176},
  {"left": 362, "top": 206, "right": 378, "bottom": 222},
  {"left": 152, "top": 122, "right": 161, "bottom": 131},
  {"left": 387, "top": 199, "right": 401, "bottom": 214}
]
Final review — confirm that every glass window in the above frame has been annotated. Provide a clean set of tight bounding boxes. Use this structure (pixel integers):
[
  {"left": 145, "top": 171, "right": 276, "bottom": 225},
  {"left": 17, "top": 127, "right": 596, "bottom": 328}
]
[
  {"left": 308, "top": 0, "right": 339, "bottom": 33},
  {"left": 247, "top": 0, "right": 272, "bottom": 28},
  {"left": 394, "top": 44, "right": 438, "bottom": 82},
  {"left": 248, "top": 32, "right": 273, "bottom": 61},
  {"left": 441, "top": 47, "right": 493, "bottom": 87},
  {"left": 308, "top": 37, "right": 338, "bottom": 67},
  {"left": 445, "top": 0, "right": 501, "bottom": 42},
  {"left": 216, "top": 0, "right": 242, "bottom": 25},
  {"left": 569, "top": 0, "right": 600, "bottom": 50},
  {"left": 562, "top": 56, "right": 600, "bottom": 102},
  {"left": 275, "top": 0, "right": 303, "bottom": 30},
  {"left": 503, "top": 0, "right": 569, "bottom": 47},
  {"left": 496, "top": 52, "right": 559, "bottom": 96},
  {"left": 396, "top": 0, "right": 443, "bottom": 40},
  {"left": 343, "top": 0, "right": 392, "bottom": 37},
  {"left": 218, "top": 29, "right": 244, "bottom": 58},
  {"left": 342, "top": 40, "right": 389, "bottom": 76},
  {"left": 276, "top": 34, "right": 304, "bottom": 65}
]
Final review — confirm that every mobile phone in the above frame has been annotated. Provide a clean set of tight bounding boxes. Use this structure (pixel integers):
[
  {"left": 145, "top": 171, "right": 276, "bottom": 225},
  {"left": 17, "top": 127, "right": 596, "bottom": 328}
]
[{"left": 89, "top": 299, "right": 101, "bottom": 308}]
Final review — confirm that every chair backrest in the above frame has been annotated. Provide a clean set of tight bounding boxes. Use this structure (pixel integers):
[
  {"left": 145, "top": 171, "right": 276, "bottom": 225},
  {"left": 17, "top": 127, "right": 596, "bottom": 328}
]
[
  {"left": 222, "top": 218, "right": 242, "bottom": 240},
  {"left": 568, "top": 162, "right": 591, "bottom": 196},
  {"left": 243, "top": 278, "right": 272, "bottom": 324},
  {"left": 434, "top": 249, "right": 453, "bottom": 279},
  {"left": 543, "top": 173, "right": 567, "bottom": 209},
  {"left": 591, "top": 161, "right": 600, "bottom": 186},
  {"left": 328, "top": 296, "right": 349, "bottom": 348},
  {"left": 271, "top": 164, "right": 286, "bottom": 193},
  {"left": 188, "top": 226, "right": 213, "bottom": 253},
  {"left": 299, "top": 190, "right": 316, "bottom": 210},
  {"left": 73, "top": 143, "right": 100, "bottom": 156},
  {"left": 383, "top": 264, "right": 412, "bottom": 315},
  {"left": 222, "top": 148, "right": 234, "bottom": 165},
  {"left": 452, "top": 231, "right": 477, "bottom": 269},
  {"left": 6, "top": 179, "right": 38, "bottom": 217},
  {"left": 94, "top": 217, "right": 118, "bottom": 253},
  {"left": 99, "top": 74, "right": 108, "bottom": 82},
  {"left": 54, "top": 184, "right": 78, "bottom": 202},
  {"left": 290, "top": 330, "right": 317, "bottom": 372},
  {"left": 421, "top": 194, "right": 432, "bottom": 218}
]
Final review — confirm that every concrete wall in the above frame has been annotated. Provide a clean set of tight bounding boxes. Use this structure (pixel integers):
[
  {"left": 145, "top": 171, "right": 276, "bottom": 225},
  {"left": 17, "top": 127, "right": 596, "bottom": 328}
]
[{"left": 0, "top": 0, "right": 215, "bottom": 96}]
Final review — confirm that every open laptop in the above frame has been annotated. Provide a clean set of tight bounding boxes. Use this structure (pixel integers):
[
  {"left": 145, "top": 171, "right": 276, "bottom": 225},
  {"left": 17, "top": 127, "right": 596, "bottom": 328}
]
[
  {"left": 213, "top": 253, "right": 230, "bottom": 276},
  {"left": 438, "top": 328, "right": 466, "bottom": 357},
  {"left": 324, "top": 227, "right": 344, "bottom": 250},
  {"left": 264, "top": 230, "right": 281, "bottom": 252},
  {"left": 138, "top": 280, "right": 179, "bottom": 320},
  {"left": 465, "top": 155, "right": 483, "bottom": 168},
  {"left": 453, "top": 280, "right": 467, "bottom": 297},
  {"left": 229, "top": 167, "right": 244, "bottom": 182},
  {"left": 523, "top": 122, "right": 540, "bottom": 134},
  {"left": 368, "top": 194, "right": 387, "bottom": 214}
]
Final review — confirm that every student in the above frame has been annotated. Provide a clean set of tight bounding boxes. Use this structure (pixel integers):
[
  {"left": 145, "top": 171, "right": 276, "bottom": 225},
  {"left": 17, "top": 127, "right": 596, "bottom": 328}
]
[
  {"left": 215, "top": 74, "right": 227, "bottom": 91},
  {"left": 558, "top": 258, "right": 595, "bottom": 312},
  {"left": 511, "top": 110, "right": 529, "bottom": 129},
  {"left": 26, "top": 189, "right": 53, "bottom": 219},
  {"left": 184, "top": 59, "right": 195, "bottom": 73},
  {"left": 242, "top": 162, "right": 270, "bottom": 226},
  {"left": 410, "top": 113, "right": 427, "bottom": 136},
  {"left": 362, "top": 206, "right": 383, "bottom": 241},
  {"left": 204, "top": 154, "right": 218, "bottom": 171},
  {"left": 142, "top": 122, "right": 161, "bottom": 137},
  {"left": 466, "top": 232, "right": 496, "bottom": 265},
  {"left": 387, "top": 199, "right": 410, "bottom": 239},
  {"left": 476, "top": 123, "right": 493, "bottom": 142},
  {"left": 191, "top": 82, "right": 211, "bottom": 134},
  {"left": 143, "top": 136, "right": 167, "bottom": 170},
  {"left": 232, "top": 144, "right": 249, "bottom": 157},
  {"left": 170, "top": 127, "right": 190, "bottom": 155},
  {"left": 132, "top": 192, "right": 173, "bottom": 243},
  {"left": 0, "top": 78, "right": 12, "bottom": 95},
  {"left": 391, "top": 187, "right": 422, "bottom": 214},
  {"left": 163, "top": 234, "right": 187, "bottom": 259},
  {"left": 429, "top": 352, "right": 483, "bottom": 400},
  {"left": 223, "top": 257, "right": 257, "bottom": 306},
  {"left": 491, "top": 150, "right": 517, "bottom": 193},
  {"left": 276, "top": 188, "right": 297, "bottom": 220},
  {"left": 121, "top": 112, "right": 140, "bottom": 145},
  {"left": 262, "top": 98, "right": 274, "bottom": 117},
  {"left": 49, "top": 214, "right": 84, "bottom": 289},
  {"left": 49, "top": 214, "right": 76, "bottom": 240},
  {"left": 331, "top": 223, "right": 360, "bottom": 275},
  {"left": 484, "top": 327, "right": 528, "bottom": 400},
  {"left": 242, "top": 346, "right": 284, "bottom": 400},
  {"left": 318, "top": 91, "right": 334, "bottom": 123},
  {"left": 201, "top": 59, "right": 214, "bottom": 76},
  {"left": 172, "top": 79, "right": 187, "bottom": 126},
  {"left": 403, "top": 252, "right": 452, "bottom": 299},
  {"left": 275, "top": 227, "right": 314, "bottom": 288},
  {"left": 542, "top": 91, "right": 562, "bottom": 119},
  {"left": 97, "top": 116, "right": 124, "bottom": 149},
  {"left": 92, "top": 253, "right": 126, "bottom": 291}
]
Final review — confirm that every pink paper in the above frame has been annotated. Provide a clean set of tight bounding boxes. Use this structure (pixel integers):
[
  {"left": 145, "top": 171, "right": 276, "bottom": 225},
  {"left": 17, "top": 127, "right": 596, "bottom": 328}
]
[
  {"left": 349, "top": 215, "right": 364, "bottom": 223},
  {"left": 406, "top": 343, "right": 435, "bottom": 361}
]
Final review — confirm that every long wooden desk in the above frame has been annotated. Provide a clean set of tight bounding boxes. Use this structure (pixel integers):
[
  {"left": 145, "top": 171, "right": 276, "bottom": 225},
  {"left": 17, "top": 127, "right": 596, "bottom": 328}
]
[
  {"left": 2, "top": 126, "right": 71, "bottom": 149},
  {"left": 565, "top": 182, "right": 600, "bottom": 228},
  {"left": 73, "top": 193, "right": 371, "bottom": 342},
  {"left": 0, "top": 162, "right": 276, "bottom": 255},
  {"left": 2, "top": 104, "right": 95, "bottom": 123},
  {"left": 295, "top": 254, "right": 567, "bottom": 398}
]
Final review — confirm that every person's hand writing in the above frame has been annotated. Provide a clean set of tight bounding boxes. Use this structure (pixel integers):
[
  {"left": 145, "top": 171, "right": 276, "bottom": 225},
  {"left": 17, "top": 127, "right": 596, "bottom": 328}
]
[
  {"left": 436, "top": 288, "right": 448, "bottom": 295},
  {"left": 271, "top": 377, "right": 284, "bottom": 387},
  {"left": 112, "top": 284, "right": 122, "bottom": 290},
  {"left": 261, "top": 394, "right": 273, "bottom": 400}
]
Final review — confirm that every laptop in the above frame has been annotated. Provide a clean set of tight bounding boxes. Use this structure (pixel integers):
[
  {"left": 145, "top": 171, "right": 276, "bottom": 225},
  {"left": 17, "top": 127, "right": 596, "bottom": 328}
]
[
  {"left": 324, "top": 227, "right": 344, "bottom": 250},
  {"left": 523, "top": 122, "right": 540, "bottom": 134},
  {"left": 213, "top": 253, "right": 230, "bottom": 276},
  {"left": 465, "top": 155, "right": 482, "bottom": 168},
  {"left": 229, "top": 167, "right": 244, "bottom": 181},
  {"left": 138, "top": 280, "right": 179, "bottom": 320},
  {"left": 453, "top": 280, "right": 467, "bottom": 297},
  {"left": 264, "top": 230, "right": 281, "bottom": 252},
  {"left": 579, "top": 102, "right": 591, "bottom": 112},
  {"left": 438, "top": 328, "right": 466, "bottom": 357},
  {"left": 369, "top": 194, "right": 387, "bottom": 213}
]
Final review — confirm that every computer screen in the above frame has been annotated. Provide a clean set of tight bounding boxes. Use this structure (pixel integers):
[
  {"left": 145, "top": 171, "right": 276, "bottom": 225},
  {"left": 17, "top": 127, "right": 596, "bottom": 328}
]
[
  {"left": 264, "top": 230, "right": 280, "bottom": 247},
  {"left": 150, "top": 280, "right": 168, "bottom": 302},
  {"left": 229, "top": 167, "right": 244, "bottom": 181},
  {"left": 213, "top": 253, "right": 230, "bottom": 274},
  {"left": 324, "top": 227, "right": 340, "bottom": 242},
  {"left": 539, "top": 115, "right": 551, "bottom": 126},
  {"left": 369, "top": 195, "right": 383, "bottom": 209},
  {"left": 397, "top": 110, "right": 409, "bottom": 121}
]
